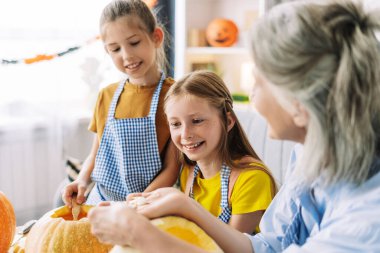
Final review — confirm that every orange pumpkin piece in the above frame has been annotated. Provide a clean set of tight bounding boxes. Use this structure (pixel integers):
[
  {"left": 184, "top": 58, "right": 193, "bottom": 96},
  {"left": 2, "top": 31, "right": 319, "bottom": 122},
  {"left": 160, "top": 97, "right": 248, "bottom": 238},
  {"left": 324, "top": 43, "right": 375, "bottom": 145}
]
[
  {"left": 206, "top": 18, "right": 239, "bottom": 47},
  {"left": 0, "top": 191, "right": 16, "bottom": 253},
  {"left": 25, "top": 205, "right": 112, "bottom": 253}
]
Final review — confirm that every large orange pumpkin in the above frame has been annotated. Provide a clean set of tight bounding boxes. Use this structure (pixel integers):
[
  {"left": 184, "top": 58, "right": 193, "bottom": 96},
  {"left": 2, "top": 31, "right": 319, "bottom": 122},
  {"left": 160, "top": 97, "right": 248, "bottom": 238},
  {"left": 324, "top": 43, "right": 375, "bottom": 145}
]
[
  {"left": 25, "top": 205, "right": 112, "bottom": 253},
  {"left": 0, "top": 191, "right": 16, "bottom": 253},
  {"left": 110, "top": 216, "right": 223, "bottom": 253},
  {"left": 206, "top": 18, "right": 239, "bottom": 47}
]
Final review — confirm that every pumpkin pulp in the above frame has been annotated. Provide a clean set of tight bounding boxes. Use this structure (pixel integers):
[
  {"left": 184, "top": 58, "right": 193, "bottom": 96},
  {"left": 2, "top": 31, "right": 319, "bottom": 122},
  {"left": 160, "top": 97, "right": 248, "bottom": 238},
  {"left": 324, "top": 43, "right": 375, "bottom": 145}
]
[{"left": 51, "top": 205, "right": 90, "bottom": 221}]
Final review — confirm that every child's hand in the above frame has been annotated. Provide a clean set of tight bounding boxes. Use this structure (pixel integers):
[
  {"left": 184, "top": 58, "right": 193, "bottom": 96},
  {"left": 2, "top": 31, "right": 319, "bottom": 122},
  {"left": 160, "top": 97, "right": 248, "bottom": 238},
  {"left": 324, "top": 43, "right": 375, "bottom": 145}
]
[
  {"left": 128, "top": 188, "right": 190, "bottom": 220},
  {"left": 62, "top": 179, "right": 89, "bottom": 208}
]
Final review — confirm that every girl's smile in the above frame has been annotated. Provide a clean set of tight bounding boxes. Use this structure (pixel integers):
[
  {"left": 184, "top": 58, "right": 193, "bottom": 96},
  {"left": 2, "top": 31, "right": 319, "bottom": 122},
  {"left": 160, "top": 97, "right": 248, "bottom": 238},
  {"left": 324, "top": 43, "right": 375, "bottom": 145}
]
[
  {"left": 125, "top": 61, "right": 143, "bottom": 70},
  {"left": 182, "top": 141, "right": 205, "bottom": 151}
]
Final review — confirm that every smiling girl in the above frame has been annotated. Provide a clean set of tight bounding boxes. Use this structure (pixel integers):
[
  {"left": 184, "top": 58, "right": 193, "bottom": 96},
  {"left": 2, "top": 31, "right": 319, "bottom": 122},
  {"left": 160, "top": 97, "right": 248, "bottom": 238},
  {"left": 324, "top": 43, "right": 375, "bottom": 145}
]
[
  {"left": 62, "top": 0, "right": 179, "bottom": 206},
  {"left": 163, "top": 70, "right": 276, "bottom": 234}
]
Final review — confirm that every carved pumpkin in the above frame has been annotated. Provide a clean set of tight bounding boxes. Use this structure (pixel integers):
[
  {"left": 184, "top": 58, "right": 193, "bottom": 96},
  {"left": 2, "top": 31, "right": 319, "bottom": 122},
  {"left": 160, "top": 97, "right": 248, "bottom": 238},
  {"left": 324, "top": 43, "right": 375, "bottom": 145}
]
[
  {"left": 25, "top": 205, "right": 112, "bottom": 253},
  {"left": 0, "top": 191, "right": 16, "bottom": 253},
  {"left": 110, "top": 216, "right": 223, "bottom": 253},
  {"left": 206, "top": 18, "right": 239, "bottom": 47}
]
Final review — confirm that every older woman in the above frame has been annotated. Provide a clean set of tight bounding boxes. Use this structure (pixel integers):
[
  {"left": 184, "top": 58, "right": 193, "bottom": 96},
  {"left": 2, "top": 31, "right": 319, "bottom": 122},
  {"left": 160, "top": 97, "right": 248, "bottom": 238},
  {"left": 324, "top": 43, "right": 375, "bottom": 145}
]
[{"left": 88, "top": 1, "right": 380, "bottom": 252}]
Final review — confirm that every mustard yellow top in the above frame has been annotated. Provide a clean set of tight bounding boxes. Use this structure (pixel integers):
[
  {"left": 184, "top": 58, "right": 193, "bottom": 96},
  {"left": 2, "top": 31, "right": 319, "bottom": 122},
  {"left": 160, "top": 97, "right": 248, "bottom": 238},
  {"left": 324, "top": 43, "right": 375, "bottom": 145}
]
[
  {"left": 89, "top": 78, "right": 175, "bottom": 154},
  {"left": 180, "top": 163, "right": 273, "bottom": 216}
]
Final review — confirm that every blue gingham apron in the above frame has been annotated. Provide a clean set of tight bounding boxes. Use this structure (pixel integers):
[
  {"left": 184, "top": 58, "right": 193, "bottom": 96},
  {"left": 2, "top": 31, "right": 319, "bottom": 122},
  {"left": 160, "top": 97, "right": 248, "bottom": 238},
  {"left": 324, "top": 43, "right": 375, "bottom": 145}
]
[
  {"left": 87, "top": 72, "right": 165, "bottom": 204},
  {"left": 189, "top": 164, "right": 232, "bottom": 223}
]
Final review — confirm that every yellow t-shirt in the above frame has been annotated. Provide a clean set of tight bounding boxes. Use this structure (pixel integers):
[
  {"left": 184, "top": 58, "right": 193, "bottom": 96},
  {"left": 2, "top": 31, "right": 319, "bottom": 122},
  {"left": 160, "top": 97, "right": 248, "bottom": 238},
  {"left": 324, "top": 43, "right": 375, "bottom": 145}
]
[
  {"left": 180, "top": 163, "right": 273, "bottom": 217},
  {"left": 89, "top": 78, "right": 175, "bottom": 154}
]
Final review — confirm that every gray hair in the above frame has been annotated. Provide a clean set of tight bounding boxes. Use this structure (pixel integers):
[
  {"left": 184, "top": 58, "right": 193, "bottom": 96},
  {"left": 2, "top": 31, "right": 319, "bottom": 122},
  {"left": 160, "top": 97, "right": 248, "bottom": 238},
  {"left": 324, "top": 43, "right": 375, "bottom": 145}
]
[
  {"left": 99, "top": 0, "right": 168, "bottom": 73},
  {"left": 251, "top": 0, "right": 380, "bottom": 185}
]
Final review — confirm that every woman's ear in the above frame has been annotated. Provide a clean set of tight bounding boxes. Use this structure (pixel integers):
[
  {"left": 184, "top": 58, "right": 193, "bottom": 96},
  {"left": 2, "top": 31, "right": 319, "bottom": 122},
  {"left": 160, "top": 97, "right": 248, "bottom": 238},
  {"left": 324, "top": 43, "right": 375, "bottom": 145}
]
[
  {"left": 292, "top": 102, "right": 309, "bottom": 128},
  {"left": 152, "top": 27, "right": 164, "bottom": 48},
  {"left": 226, "top": 112, "right": 236, "bottom": 132}
]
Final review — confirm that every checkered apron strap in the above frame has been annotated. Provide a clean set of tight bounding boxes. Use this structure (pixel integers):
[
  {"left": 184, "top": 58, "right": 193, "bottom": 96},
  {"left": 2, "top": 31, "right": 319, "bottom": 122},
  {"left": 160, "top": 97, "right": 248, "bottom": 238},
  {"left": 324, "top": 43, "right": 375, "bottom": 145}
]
[
  {"left": 108, "top": 78, "right": 127, "bottom": 121},
  {"left": 218, "top": 164, "right": 232, "bottom": 223},
  {"left": 188, "top": 164, "right": 201, "bottom": 199},
  {"left": 184, "top": 165, "right": 195, "bottom": 197},
  {"left": 148, "top": 71, "right": 165, "bottom": 117}
]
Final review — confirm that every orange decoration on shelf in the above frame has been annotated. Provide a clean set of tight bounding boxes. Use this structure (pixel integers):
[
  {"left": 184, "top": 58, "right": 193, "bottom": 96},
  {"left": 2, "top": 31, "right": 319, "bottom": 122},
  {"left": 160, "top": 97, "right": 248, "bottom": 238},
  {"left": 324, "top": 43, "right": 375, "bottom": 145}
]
[
  {"left": 206, "top": 18, "right": 239, "bottom": 47},
  {"left": 25, "top": 205, "right": 112, "bottom": 253},
  {"left": 0, "top": 191, "right": 16, "bottom": 253}
]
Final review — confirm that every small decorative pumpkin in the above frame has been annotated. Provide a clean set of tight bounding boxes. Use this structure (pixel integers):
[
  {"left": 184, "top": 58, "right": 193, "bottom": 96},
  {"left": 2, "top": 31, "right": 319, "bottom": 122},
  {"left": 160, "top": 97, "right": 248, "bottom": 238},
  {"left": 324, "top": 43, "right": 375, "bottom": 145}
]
[
  {"left": 110, "top": 216, "right": 223, "bottom": 253},
  {"left": 0, "top": 191, "right": 16, "bottom": 253},
  {"left": 206, "top": 18, "right": 239, "bottom": 47},
  {"left": 25, "top": 205, "right": 112, "bottom": 253}
]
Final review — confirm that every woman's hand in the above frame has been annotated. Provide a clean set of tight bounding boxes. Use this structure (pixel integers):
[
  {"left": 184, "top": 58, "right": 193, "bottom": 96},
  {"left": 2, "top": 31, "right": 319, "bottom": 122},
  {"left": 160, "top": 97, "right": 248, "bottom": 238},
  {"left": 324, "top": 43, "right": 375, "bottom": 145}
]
[
  {"left": 62, "top": 179, "right": 89, "bottom": 207},
  {"left": 127, "top": 187, "right": 193, "bottom": 220},
  {"left": 88, "top": 202, "right": 150, "bottom": 246}
]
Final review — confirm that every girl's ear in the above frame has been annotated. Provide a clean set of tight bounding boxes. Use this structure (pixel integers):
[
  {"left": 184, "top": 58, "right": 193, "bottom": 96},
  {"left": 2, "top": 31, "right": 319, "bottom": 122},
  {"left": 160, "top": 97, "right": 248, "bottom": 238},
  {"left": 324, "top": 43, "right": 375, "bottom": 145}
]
[
  {"left": 226, "top": 112, "right": 236, "bottom": 132},
  {"left": 292, "top": 101, "right": 309, "bottom": 128},
  {"left": 152, "top": 27, "right": 164, "bottom": 48}
]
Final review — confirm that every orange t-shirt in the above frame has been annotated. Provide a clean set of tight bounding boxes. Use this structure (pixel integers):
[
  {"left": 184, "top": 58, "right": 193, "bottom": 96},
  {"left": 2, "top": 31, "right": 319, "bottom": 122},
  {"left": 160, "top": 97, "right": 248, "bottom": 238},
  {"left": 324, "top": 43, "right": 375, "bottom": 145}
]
[{"left": 89, "top": 77, "right": 175, "bottom": 155}]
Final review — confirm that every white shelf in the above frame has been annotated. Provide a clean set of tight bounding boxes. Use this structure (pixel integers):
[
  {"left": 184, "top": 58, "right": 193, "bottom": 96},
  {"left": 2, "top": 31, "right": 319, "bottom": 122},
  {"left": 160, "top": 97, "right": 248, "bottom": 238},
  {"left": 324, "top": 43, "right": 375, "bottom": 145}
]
[
  {"left": 175, "top": 0, "right": 264, "bottom": 93},
  {"left": 186, "top": 47, "right": 249, "bottom": 55}
]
